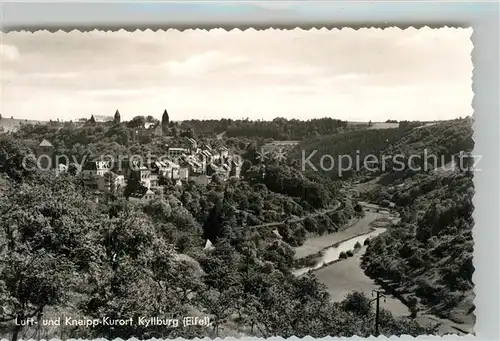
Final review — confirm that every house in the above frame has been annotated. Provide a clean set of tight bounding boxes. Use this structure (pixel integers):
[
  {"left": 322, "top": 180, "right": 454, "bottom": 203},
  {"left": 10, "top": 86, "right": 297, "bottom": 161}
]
[
  {"left": 183, "top": 157, "right": 204, "bottom": 175},
  {"left": 206, "top": 163, "right": 228, "bottom": 180},
  {"left": 129, "top": 186, "right": 155, "bottom": 202},
  {"left": 97, "top": 172, "right": 125, "bottom": 193},
  {"left": 167, "top": 147, "right": 189, "bottom": 160},
  {"left": 82, "top": 161, "right": 112, "bottom": 188},
  {"left": 261, "top": 140, "right": 300, "bottom": 156},
  {"left": 190, "top": 175, "right": 211, "bottom": 186},
  {"left": 36, "top": 139, "right": 54, "bottom": 170},
  {"left": 165, "top": 159, "right": 180, "bottom": 179},
  {"left": 150, "top": 172, "right": 160, "bottom": 188},
  {"left": 229, "top": 158, "right": 242, "bottom": 178},
  {"left": 187, "top": 138, "right": 198, "bottom": 151},
  {"left": 131, "top": 165, "right": 151, "bottom": 189},
  {"left": 150, "top": 160, "right": 170, "bottom": 178},
  {"left": 218, "top": 146, "right": 229, "bottom": 159},
  {"left": 178, "top": 163, "right": 189, "bottom": 182}
]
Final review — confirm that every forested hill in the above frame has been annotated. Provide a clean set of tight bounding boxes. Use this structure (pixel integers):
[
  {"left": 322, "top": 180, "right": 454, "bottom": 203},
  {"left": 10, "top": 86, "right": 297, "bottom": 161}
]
[
  {"left": 178, "top": 117, "right": 349, "bottom": 140},
  {"left": 361, "top": 171, "right": 475, "bottom": 326},
  {"left": 290, "top": 117, "right": 475, "bottom": 327},
  {"left": 290, "top": 118, "right": 473, "bottom": 180}
]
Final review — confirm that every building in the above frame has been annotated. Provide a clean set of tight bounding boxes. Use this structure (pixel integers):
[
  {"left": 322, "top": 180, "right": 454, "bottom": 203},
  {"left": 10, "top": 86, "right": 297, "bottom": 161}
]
[
  {"left": 218, "top": 146, "right": 229, "bottom": 159},
  {"left": 178, "top": 162, "right": 189, "bottom": 182},
  {"left": 153, "top": 124, "right": 163, "bottom": 137},
  {"left": 162, "top": 109, "right": 170, "bottom": 127},
  {"left": 190, "top": 175, "right": 211, "bottom": 186},
  {"left": 35, "top": 139, "right": 54, "bottom": 170},
  {"left": 132, "top": 165, "right": 151, "bottom": 189},
  {"left": 88, "top": 114, "right": 115, "bottom": 124},
  {"left": 229, "top": 158, "right": 242, "bottom": 178},
  {"left": 114, "top": 110, "right": 121, "bottom": 124},
  {"left": 150, "top": 172, "right": 160, "bottom": 189},
  {"left": 81, "top": 161, "right": 112, "bottom": 188},
  {"left": 97, "top": 172, "right": 125, "bottom": 193},
  {"left": 261, "top": 140, "right": 300, "bottom": 154},
  {"left": 167, "top": 147, "right": 189, "bottom": 160},
  {"left": 183, "top": 156, "right": 204, "bottom": 175},
  {"left": 129, "top": 186, "right": 156, "bottom": 202},
  {"left": 187, "top": 137, "right": 198, "bottom": 151}
]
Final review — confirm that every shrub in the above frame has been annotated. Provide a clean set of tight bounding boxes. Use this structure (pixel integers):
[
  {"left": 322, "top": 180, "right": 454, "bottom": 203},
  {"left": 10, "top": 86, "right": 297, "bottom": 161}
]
[
  {"left": 364, "top": 238, "right": 371, "bottom": 245},
  {"left": 339, "top": 251, "right": 348, "bottom": 259},
  {"left": 354, "top": 241, "right": 362, "bottom": 249},
  {"left": 342, "top": 292, "right": 372, "bottom": 316},
  {"left": 346, "top": 250, "right": 354, "bottom": 257}
]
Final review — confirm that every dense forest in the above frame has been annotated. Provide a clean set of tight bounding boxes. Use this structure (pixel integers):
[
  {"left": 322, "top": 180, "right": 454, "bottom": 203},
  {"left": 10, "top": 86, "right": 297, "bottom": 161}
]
[{"left": 179, "top": 117, "right": 349, "bottom": 140}]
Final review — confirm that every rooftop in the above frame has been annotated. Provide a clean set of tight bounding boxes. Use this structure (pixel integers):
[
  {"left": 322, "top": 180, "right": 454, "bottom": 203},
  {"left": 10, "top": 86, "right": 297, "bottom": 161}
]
[{"left": 39, "top": 139, "right": 54, "bottom": 147}]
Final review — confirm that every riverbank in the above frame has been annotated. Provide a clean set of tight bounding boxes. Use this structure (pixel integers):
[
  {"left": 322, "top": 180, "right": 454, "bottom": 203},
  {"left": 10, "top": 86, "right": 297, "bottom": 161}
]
[
  {"left": 314, "top": 247, "right": 411, "bottom": 317},
  {"left": 294, "top": 212, "right": 383, "bottom": 259},
  {"left": 293, "top": 207, "right": 473, "bottom": 336}
]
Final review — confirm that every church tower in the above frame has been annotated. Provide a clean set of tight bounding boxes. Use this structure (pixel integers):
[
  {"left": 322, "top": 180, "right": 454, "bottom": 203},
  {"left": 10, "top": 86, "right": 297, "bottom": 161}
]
[
  {"left": 36, "top": 139, "right": 55, "bottom": 171},
  {"left": 114, "top": 110, "right": 121, "bottom": 124},
  {"left": 162, "top": 109, "right": 169, "bottom": 127}
]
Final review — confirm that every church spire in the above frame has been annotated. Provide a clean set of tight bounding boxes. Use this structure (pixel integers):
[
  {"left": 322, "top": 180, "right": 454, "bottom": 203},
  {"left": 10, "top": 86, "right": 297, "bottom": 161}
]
[
  {"left": 114, "top": 109, "right": 121, "bottom": 124},
  {"left": 162, "top": 109, "right": 169, "bottom": 126}
]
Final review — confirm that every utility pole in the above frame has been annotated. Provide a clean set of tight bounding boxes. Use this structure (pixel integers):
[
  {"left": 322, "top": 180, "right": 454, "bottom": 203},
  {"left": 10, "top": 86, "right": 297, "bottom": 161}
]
[{"left": 370, "top": 290, "right": 386, "bottom": 337}]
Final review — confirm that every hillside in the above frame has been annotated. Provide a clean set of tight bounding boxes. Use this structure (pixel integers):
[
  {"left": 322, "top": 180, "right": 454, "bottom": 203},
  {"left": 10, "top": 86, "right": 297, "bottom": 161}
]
[
  {"left": 287, "top": 117, "right": 475, "bottom": 328},
  {"left": 0, "top": 118, "right": 50, "bottom": 133},
  {"left": 290, "top": 118, "right": 472, "bottom": 181},
  {"left": 361, "top": 172, "right": 475, "bottom": 326}
]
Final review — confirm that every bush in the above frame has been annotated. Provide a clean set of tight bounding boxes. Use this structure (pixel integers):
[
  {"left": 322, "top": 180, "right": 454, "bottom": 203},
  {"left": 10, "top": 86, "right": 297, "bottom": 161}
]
[
  {"left": 342, "top": 291, "right": 372, "bottom": 316},
  {"left": 354, "top": 241, "right": 362, "bottom": 249},
  {"left": 364, "top": 238, "right": 371, "bottom": 245},
  {"left": 339, "top": 251, "right": 348, "bottom": 259},
  {"left": 346, "top": 250, "right": 354, "bottom": 257}
]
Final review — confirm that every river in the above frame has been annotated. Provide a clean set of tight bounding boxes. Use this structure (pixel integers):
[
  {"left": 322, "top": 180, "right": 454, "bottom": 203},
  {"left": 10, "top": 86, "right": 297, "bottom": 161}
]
[
  {"left": 292, "top": 227, "right": 386, "bottom": 276},
  {"left": 291, "top": 208, "right": 473, "bottom": 335}
]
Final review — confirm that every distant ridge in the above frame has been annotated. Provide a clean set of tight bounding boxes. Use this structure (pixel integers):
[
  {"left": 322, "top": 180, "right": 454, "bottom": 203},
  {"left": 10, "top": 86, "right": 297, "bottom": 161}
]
[{"left": 0, "top": 118, "right": 50, "bottom": 133}]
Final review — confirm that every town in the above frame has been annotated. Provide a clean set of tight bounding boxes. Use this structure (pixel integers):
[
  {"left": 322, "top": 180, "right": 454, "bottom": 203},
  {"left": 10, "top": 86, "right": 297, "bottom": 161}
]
[{"left": 15, "top": 110, "right": 243, "bottom": 202}]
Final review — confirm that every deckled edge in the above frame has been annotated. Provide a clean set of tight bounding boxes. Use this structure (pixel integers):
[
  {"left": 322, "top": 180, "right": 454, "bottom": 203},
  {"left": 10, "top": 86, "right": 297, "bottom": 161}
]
[{"left": 1, "top": 24, "right": 471, "bottom": 34}]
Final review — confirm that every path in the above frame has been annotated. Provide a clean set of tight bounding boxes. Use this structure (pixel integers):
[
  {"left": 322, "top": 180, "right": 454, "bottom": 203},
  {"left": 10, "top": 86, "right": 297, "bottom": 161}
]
[{"left": 249, "top": 201, "right": 342, "bottom": 230}]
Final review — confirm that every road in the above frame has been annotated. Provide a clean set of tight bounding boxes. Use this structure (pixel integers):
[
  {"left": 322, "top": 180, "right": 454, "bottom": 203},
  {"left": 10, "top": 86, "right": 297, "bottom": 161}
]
[{"left": 249, "top": 201, "right": 342, "bottom": 230}]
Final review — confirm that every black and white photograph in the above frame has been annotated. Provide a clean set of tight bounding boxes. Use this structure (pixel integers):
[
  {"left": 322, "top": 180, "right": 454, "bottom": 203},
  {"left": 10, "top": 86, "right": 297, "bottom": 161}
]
[{"left": 0, "top": 27, "right": 475, "bottom": 339}]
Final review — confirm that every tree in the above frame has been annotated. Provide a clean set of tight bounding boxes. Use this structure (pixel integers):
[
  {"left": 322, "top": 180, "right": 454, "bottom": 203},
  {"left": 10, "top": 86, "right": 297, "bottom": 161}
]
[
  {"left": 0, "top": 135, "right": 36, "bottom": 181},
  {"left": 0, "top": 180, "right": 99, "bottom": 340},
  {"left": 126, "top": 116, "right": 146, "bottom": 129},
  {"left": 342, "top": 291, "right": 372, "bottom": 316},
  {"left": 123, "top": 172, "right": 141, "bottom": 198}
]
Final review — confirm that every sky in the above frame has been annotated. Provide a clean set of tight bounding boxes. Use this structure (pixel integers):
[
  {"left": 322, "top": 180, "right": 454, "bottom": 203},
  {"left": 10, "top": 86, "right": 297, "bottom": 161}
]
[{"left": 1, "top": 27, "right": 473, "bottom": 122}]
